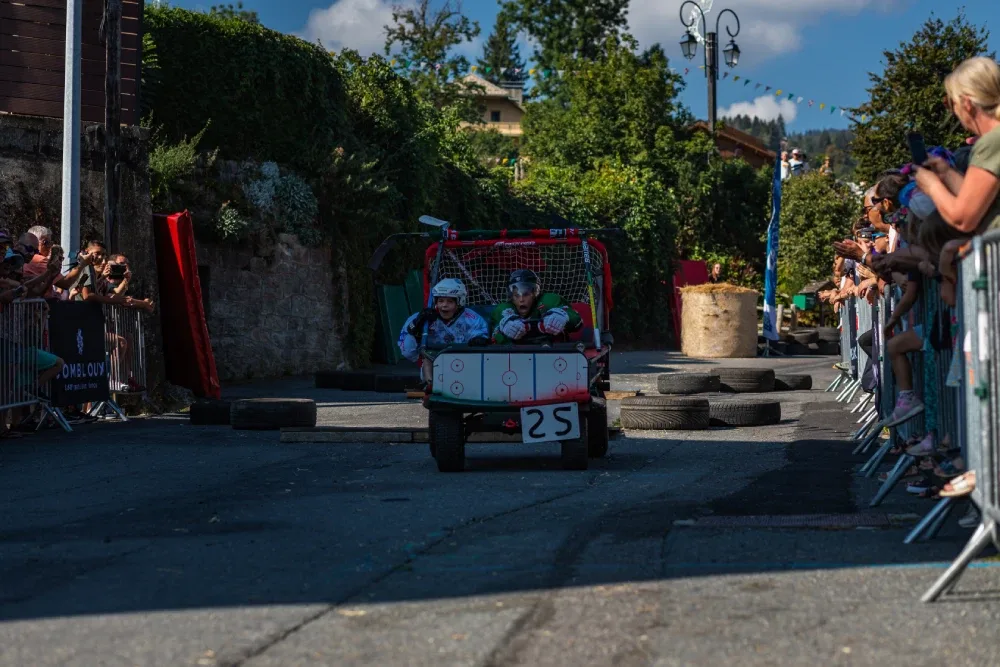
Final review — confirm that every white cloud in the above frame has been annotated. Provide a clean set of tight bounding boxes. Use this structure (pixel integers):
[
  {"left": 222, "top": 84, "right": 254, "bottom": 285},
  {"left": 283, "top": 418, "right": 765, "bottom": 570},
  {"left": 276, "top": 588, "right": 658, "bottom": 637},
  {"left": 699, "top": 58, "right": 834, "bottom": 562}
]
[
  {"left": 300, "top": 0, "right": 401, "bottom": 56},
  {"left": 718, "top": 95, "right": 798, "bottom": 123},
  {"left": 628, "top": 0, "right": 900, "bottom": 65}
]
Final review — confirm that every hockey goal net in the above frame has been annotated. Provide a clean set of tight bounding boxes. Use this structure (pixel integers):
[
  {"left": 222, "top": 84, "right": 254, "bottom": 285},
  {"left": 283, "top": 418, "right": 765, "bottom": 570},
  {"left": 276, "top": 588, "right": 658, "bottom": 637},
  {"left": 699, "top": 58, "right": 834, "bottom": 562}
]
[{"left": 430, "top": 240, "right": 606, "bottom": 308}]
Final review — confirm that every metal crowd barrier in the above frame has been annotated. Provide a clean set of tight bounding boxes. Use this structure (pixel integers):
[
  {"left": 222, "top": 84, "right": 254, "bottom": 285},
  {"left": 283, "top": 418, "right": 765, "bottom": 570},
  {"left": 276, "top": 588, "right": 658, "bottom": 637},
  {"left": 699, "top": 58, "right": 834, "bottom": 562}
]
[
  {"left": 921, "top": 233, "right": 1000, "bottom": 602},
  {"left": 90, "top": 303, "right": 149, "bottom": 421},
  {"left": 0, "top": 298, "right": 71, "bottom": 433}
]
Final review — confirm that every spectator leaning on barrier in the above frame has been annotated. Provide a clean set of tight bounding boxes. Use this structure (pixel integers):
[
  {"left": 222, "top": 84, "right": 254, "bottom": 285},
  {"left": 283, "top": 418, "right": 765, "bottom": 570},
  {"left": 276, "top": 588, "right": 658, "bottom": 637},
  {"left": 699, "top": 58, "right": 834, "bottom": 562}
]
[
  {"left": 915, "top": 56, "right": 1000, "bottom": 234},
  {"left": 76, "top": 241, "right": 153, "bottom": 312},
  {"left": 18, "top": 227, "right": 91, "bottom": 298}
]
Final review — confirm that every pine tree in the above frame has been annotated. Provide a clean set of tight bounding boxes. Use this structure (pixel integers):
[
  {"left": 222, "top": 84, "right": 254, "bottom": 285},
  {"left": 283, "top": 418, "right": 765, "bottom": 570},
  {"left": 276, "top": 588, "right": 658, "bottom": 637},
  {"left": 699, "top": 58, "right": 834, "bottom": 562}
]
[
  {"left": 477, "top": 12, "right": 525, "bottom": 84},
  {"left": 852, "top": 10, "right": 992, "bottom": 183}
]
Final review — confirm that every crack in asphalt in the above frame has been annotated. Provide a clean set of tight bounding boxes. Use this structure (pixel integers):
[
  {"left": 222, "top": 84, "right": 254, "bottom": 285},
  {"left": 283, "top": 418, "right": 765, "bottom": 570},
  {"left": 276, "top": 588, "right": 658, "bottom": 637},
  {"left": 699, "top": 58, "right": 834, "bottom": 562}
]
[{"left": 230, "top": 437, "right": 689, "bottom": 667}]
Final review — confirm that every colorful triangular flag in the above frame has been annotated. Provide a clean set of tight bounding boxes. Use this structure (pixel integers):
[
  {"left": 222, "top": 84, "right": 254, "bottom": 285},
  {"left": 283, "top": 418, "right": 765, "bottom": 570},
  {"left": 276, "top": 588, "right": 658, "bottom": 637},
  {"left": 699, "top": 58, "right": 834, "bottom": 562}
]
[
  {"left": 744, "top": 80, "right": 750, "bottom": 86},
  {"left": 733, "top": 76, "right": 740, "bottom": 81},
  {"left": 684, "top": 68, "right": 690, "bottom": 75},
  {"left": 775, "top": 89, "right": 782, "bottom": 96},
  {"left": 819, "top": 103, "right": 825, "bottom": 110},
  {"left": 722, "top": 72, "right": 729, "bottom": 79},
  {"left": 765, "top": 86, "right": 771, "bottom": 92},
  {"left": 808, "top": 100, "right": 814, "bottom": 107}
]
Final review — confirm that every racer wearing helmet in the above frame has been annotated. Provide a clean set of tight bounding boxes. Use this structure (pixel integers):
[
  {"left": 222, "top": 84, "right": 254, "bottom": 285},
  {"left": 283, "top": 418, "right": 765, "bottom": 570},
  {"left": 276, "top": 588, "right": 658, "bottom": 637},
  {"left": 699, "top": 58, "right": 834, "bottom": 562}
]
[
  {"left": 397, "top": 278, "right": 489, "bottom": 362},
  {"left": 490, "top": 269, "right": 583, "bottom": 344}
]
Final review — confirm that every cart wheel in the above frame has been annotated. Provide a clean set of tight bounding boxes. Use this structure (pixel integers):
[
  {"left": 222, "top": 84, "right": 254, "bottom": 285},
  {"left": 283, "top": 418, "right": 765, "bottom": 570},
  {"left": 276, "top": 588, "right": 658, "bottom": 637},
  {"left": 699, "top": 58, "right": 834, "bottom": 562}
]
[
  {"left": 561, "top": 413, "right": 589, "bottom": 470},
  {"left": 588, "top": 402, "right": 609, "bottom": 458},
  {"left": 430, "top": 411, "right": 465, "bottom": 472}
]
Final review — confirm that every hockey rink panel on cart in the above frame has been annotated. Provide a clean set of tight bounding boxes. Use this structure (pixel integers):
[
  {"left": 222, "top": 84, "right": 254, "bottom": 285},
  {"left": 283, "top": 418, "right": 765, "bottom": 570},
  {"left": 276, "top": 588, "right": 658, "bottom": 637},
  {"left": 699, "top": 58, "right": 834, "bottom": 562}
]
[{"left": 432, "top": 352, "right": 589, "bottom": 403}]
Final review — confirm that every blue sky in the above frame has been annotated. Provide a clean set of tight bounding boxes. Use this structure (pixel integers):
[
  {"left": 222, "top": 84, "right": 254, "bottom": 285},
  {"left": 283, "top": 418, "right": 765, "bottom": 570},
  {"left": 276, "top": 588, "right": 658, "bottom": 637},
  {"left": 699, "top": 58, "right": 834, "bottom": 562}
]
[{"left": 169, "top": 0, "right": 999, "bottom": 131}]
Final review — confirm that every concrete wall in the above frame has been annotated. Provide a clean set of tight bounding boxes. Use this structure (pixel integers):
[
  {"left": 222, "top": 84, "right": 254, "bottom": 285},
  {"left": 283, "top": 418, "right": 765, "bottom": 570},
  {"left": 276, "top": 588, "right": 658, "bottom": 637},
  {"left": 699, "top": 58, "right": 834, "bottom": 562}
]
[
  {"left": 196, "top": 233, "right": 344, "bottom": 382},
  {"left": 0, "top": 113, "right": 164, "bottom": 389}
]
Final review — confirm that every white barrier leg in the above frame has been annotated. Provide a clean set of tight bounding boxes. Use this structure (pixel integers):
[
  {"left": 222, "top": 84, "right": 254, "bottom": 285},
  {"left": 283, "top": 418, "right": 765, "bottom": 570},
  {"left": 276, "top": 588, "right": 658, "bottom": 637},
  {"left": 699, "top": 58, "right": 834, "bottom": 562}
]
[
  {"left": 922, "top": 520, "right": 997, "bottom": 602},
  {"left": 826, "top": 374, "right": 845, "bottom": 392},
  {"left": 851, "top": 393, "right": 872, "bottom": 414},
  {"left": 923, "top": 500, "right": 957, "bottom": 541},
  {"left": 905, "top": 498, "right": 953, "bottom": 544},
  {"left": 869, "top": 453, "right": 916, "bottom": 506}
]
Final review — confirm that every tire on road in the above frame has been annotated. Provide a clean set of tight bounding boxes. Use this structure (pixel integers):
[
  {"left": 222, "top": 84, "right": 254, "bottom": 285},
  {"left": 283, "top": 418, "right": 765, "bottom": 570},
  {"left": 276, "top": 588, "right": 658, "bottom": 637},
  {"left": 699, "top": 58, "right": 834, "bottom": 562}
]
[
  {"left": 561, "top": 412, "right": 589, "bottom": 470},
  {"left": 791, "top": 329, "right": 819, "bottom": 345},
  {"left": 588, "top": 399, "right": 609, "bottom": 458},
  {"left": 230, "top": 398, "right": 317, "bottom": 430},
  {"left": 656, "top": 372, "right": 721, "bottom": 395},
  {"left": 774, "top": 373, "right": 813, "bottom": 391},
  {"left": 315, "top": 371, "right": 345, "bottom": 389},
  {"left": 817, "top": 327, "right": 841, "bottom": 342},
  {"left": 190, "top": 398, "right": 231, "bottom": 426},
  {"left": 620, "top": 396, "right": 709, "bottom": 430},
  {"left": 708, "top": 399, "right": 782, "bottom": 427},
  {"left": 431, "top": 410, "right": 465, "bottom": 472},
  {"left": 711, "top": 367, "right": 776, "bottom": 393}
]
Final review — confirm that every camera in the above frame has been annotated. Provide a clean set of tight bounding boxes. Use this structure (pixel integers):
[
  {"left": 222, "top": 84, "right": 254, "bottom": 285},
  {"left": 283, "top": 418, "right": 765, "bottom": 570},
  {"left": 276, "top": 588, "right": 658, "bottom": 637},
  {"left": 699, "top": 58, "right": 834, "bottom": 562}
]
[{"left": 109, "top": 263, "right": 127, "bottom": 280}]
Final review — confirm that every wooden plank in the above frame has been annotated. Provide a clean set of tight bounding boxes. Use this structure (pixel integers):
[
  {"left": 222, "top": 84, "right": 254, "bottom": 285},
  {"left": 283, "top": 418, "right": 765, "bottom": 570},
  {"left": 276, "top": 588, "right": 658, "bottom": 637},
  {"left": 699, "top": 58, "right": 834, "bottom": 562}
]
[
  {"left": 2, "top": 18, "right": 139, "bottom": 49},
  {"left": 0, "top": 50, "right": 135, "bottom": 79},
  {"left": 0, "top": 0, "right": 105, "bottom": 15},
  {"left": 0, "top": 1, "right": 102, "bottom": 24},
  {"left": 0, "top": 78, "right": 104, "bottom": 106},
  {"left": 3, "top": 33, "right": 106, "bottom": 60},
  {"left": 0, "top": 93, "right": 102, "bottom": 118}
]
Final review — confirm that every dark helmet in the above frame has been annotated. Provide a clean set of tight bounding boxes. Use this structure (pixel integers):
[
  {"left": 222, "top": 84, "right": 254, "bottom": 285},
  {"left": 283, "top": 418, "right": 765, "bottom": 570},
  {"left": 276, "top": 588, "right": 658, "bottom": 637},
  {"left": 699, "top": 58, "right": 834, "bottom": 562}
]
[{"left": 508, "top": 269, "right": 540, "bottom": 298}]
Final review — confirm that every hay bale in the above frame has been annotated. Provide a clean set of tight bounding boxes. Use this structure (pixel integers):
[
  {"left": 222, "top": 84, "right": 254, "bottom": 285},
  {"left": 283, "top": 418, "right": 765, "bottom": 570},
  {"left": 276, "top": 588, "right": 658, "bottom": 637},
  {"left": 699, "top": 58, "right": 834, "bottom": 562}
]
[{"left": 679, "top": 283, "right": 759, "bottom": 358}]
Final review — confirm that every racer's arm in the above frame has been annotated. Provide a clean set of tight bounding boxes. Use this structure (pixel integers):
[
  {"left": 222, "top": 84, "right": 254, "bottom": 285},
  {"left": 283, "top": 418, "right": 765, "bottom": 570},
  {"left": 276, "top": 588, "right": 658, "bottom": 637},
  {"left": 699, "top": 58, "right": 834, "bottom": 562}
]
[
  {"left": 539, "top": 294, "right": 583, "bottom": 332},
  {"left": 398, "top": 313, "right": 422, "bottom": 362},
  {"left": 490, "top": 306, "right": 513, "bottom": 344}
]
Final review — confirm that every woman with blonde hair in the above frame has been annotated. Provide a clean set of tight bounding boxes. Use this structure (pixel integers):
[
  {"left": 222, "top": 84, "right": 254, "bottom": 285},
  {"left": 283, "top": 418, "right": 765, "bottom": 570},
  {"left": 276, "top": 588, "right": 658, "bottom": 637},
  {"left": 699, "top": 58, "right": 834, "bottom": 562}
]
[{"left": 915, "top": 56, "right": 1000, "bottom": 233}]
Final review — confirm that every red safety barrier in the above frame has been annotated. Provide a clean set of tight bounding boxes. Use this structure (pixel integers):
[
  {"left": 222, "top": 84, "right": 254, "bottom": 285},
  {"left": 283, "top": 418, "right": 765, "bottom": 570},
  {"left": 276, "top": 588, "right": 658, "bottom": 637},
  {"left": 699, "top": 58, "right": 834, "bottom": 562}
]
[{"left": 153, "top": 211, "right": 221, "bottom": 399}]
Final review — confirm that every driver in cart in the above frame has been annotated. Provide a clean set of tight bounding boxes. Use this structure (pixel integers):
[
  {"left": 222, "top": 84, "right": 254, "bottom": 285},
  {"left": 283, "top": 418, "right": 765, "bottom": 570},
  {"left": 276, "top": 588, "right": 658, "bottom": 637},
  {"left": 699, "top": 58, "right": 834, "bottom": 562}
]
[
  {"left": 398, "top": 279, "right": 490, "bottom": 374},
  {"left": 491, "top": 269, "right": 583, "bottom": 344}
]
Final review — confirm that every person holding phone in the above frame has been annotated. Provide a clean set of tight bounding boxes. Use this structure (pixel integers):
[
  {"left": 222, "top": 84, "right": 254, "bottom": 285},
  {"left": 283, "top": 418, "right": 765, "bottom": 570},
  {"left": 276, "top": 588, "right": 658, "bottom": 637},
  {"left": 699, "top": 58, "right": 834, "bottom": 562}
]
[{"left": 915, "top": 56, "right": 1000, "bottom": 233}]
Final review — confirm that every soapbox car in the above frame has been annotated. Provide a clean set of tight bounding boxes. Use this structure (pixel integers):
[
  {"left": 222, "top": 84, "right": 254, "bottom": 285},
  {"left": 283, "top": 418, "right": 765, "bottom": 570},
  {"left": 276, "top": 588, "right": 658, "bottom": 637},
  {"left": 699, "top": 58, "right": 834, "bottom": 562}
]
[{"left": 402, "top": 218, "right": 618, "bottom": 472}]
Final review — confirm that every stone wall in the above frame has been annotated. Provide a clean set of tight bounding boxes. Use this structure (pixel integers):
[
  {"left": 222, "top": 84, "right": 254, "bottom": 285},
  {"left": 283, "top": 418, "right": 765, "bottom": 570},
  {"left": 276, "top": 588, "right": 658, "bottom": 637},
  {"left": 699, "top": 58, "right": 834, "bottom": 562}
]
[
  {"left": 0, "top": 113, "right": 163, "bottom": 388},
  {"left": 196, "top": 233, "right": 344, "bottom": 381}
]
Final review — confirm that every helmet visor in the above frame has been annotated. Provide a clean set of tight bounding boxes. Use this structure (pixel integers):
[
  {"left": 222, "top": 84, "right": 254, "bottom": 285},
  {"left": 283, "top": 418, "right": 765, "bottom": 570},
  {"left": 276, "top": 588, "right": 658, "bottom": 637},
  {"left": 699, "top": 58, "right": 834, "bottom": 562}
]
[{"left": 509, "top": 282, "right": 539, "bottom": 299}]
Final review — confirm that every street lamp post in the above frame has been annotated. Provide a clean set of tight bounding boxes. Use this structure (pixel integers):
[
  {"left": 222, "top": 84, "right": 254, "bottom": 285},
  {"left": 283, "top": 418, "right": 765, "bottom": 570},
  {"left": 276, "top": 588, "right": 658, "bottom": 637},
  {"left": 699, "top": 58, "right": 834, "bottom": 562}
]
[{"left": 679, "top": 2, "right": 741, "bottom": 133}]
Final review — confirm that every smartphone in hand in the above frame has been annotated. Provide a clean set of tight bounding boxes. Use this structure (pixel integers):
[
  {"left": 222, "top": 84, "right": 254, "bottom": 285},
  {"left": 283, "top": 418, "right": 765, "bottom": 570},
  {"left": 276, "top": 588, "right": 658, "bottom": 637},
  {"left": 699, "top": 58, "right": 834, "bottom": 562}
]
[{"left": 906, "top": 131, "right": 928, "bottom": 165}]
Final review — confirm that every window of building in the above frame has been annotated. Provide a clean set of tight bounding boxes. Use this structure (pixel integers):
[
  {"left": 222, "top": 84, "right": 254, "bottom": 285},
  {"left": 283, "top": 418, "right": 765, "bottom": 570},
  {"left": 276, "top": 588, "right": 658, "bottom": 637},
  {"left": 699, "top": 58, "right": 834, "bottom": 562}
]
[{"left": 490, "top": 110, "right": 501, "bottom": 122}]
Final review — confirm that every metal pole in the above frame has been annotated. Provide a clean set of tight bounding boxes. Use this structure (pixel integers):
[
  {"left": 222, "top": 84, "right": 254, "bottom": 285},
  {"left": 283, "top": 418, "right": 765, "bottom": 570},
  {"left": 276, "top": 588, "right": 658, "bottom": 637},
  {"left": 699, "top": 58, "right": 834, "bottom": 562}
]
[
  {"left": 60, "top": 0, "right": 83, "bottom": 267},
  {"left": 706, "top": 32, "right": 718, "bottom": 133}
]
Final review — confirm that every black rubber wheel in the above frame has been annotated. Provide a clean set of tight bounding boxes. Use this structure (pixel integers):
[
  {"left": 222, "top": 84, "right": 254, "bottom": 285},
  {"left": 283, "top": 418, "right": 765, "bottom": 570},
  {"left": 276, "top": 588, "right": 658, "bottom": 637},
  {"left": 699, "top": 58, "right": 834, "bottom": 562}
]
[
  {"left": 791, "top": 330, "right": 819, "bottom": 345},
  {"left": 230, "top": 398, "right": 317, "bottom": 430},
  {"left": 656, "top": 372, "right": 721, "bottom": 395},
  {"left": 817, "top": 327, "right": 841, "bottom": 342},
  {"left": 561, "top": 411, "right": 589, "bottom": 470},
  {"left": 340, "top": 371, "right": 378, "bottom": 392},
  {"left": 708, "top": 399, "right": 781, "bottom": 427},
  {"left": 774, "top": 374, "right": 813, "bottom": 391},
  {"left": 711, "top": 368, "right": 775, "bottom": 393},
  {"left": 587, "top": 399, "right": 609, "bottom": 458},
  {"left": 374, "top": 374, "right": 419, "bottom": 393},
  {"left": 620, "top": 396, "right": 709, "bottom": 430},
  {"left": 190, "top": 399, "right": 231, "bottom": 426},
  {"left": 431, "top": 411, "right": 465, "bottom": 472},
  {"left": 817, "top": 341, "right": 841, "bottom": 356},
  {"left": 315, "top": 371, "right": 345, "bottom": 389}
]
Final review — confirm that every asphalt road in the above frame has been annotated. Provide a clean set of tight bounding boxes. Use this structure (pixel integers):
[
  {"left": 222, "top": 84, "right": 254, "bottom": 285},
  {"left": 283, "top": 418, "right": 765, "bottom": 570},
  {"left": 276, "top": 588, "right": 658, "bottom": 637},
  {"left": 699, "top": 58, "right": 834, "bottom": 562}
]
[{"left": 2, "top": 352, "right": 1000, "bottom": 667}]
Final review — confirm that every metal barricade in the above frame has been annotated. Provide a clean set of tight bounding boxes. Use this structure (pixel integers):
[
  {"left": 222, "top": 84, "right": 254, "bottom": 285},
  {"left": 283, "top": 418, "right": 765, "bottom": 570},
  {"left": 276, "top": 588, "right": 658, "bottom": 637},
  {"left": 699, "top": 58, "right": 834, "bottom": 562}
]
[
  {"left": 90, "top": 303, "right": 148, "bottom": 421},
  {"left": 922, "top": 233, "right": 1000, "bottom": 602},
  {"left": 0, "top": 298, "right": 71, "bottom": 432}
]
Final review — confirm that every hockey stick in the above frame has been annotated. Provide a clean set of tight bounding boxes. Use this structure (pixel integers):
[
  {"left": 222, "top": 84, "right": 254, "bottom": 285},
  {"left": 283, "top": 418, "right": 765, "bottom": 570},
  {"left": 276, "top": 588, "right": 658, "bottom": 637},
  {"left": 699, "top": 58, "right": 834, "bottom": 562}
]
[
  {"left": 421, "top": 216, "right": 451, "bottom": 353},
  {"left": 581, "top": 234, "right": 602, "bottom": 350}
]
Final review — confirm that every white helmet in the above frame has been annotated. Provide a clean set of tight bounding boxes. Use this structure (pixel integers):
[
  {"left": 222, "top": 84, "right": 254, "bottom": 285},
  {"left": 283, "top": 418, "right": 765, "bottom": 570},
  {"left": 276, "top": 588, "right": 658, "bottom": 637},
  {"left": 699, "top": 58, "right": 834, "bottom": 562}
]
[{"left": 432, "top": 278, "right": 467, "bottom": 306}]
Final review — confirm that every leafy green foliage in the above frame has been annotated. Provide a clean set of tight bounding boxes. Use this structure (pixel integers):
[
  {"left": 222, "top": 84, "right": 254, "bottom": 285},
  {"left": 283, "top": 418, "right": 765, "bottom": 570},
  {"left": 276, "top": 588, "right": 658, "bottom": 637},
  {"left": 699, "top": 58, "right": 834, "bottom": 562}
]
[
  {"left": 777, "top": 173, "right": 857, "bottom": 296},
  {"left": 851, "top": 11, "right": 992, "bottom": 183},
  {"left": 148, "top": 123, "right": 214, "bottom": 212},
  {"left": 477, "top": 11, "right": 525, "bottom": 85},
  {"left": 384, "top": 0, "right": 481, "bottom": 113},
  {"left": 209, "top": 2, "right": 258, "bottom": 23},
  {"left": 143, "top": 6, "right": 347, "bottom": 174},
  {"left": 503, "top": 0, "right": 629, "bottom": 75}
]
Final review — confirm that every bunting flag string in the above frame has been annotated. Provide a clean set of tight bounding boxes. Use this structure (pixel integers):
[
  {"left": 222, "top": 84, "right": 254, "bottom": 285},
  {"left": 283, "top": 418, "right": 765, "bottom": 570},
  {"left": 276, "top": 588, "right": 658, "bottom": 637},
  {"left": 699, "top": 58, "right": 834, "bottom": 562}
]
[{"left": 385, "top": 57, "right": 859, "bottom": 121}]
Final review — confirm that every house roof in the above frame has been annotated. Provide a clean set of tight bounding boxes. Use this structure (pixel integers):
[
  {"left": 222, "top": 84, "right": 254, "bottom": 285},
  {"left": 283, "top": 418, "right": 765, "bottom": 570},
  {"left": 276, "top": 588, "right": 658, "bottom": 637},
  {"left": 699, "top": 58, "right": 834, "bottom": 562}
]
[
  {"left": 461, "top": 74, "right": 525, "bottom": 111},
  {"left": 690, "top": 121, "right": 777, "bottom": 161}
]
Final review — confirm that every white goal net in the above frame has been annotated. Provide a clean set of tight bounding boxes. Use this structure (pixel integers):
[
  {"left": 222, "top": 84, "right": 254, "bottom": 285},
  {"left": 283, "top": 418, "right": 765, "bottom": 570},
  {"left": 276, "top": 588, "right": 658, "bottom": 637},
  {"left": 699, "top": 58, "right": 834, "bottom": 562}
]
[{"left": 433, "top": 242, "right": 605, "bottom": 308}]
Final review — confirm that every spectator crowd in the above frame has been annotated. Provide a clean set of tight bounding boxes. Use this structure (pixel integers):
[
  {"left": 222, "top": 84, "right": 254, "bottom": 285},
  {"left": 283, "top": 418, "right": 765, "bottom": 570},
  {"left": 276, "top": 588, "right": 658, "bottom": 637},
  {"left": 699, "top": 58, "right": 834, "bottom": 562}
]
[
  {"left": 816, "top": 56, "right": 1000, "bottom": 519},
  {"left": 1, "top": 226, "right": 154, "bottom": 439}
]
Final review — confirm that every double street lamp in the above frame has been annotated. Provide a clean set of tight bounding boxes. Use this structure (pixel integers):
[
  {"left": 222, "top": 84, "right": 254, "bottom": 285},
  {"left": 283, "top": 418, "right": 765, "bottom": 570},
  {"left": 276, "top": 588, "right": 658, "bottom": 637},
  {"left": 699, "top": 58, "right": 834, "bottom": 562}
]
[{"left": 679, "top": 1, "right": 741, "bottom": 133}]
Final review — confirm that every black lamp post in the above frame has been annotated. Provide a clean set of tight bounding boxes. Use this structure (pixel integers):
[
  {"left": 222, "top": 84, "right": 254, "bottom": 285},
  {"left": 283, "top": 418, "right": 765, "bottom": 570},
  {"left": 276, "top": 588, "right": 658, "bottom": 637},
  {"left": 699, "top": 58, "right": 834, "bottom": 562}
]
[{"left": 679, "top": 1, "right": 741, "bottom": 133}]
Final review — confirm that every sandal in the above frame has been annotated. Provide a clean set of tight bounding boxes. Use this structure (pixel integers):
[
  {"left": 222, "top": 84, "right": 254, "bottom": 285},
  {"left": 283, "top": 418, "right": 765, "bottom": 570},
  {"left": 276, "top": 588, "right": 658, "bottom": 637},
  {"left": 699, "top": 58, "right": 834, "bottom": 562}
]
[
  {"left": 891, "top": 435, "right": 922, "bottom": 455},
  {"left": 934, "top": 458, "right": 965, "bottom": 480},
  {"left": 940, "top": 471, "right": 976, "bottom": 498}
]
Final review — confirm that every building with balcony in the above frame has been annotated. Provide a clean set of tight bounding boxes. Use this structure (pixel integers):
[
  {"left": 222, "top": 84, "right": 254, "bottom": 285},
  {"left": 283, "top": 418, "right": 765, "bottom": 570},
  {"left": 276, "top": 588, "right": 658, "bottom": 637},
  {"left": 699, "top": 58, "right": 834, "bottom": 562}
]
[{"left": 459, "top": 74, "right": 525, "bottom": 144}]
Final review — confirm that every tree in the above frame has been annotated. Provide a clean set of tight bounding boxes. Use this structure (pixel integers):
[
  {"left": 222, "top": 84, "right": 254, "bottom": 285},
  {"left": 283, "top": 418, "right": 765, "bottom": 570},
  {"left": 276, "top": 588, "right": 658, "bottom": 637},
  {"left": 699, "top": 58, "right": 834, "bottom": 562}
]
[
  {"left": 477, "top": 12, "right": 525, "bottom": 85},
  {"left": 384, "top": 0, "right": 480, "bottom": 111},
  {"left": 777, "top": 173, "right": 858, "bottom": 296},
  {"left": 208, "top": 2, "right": 258, "bottom": 23},
  {"left": 851, "top": 10, "right": 992, "bottom": 183},
  {"left": 522, "top": 36, "right": 686, "bottom": 171},
  {"left": 502, "top": 0, "right": 629, "bottom": 74}
]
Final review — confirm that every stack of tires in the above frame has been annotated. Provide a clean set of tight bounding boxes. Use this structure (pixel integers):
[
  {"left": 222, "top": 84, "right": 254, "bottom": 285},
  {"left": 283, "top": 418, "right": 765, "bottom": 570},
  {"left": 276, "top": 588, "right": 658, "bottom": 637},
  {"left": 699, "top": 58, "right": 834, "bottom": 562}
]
[{"left": 619, "top": 368, "right": 812, "bottom": 431}]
